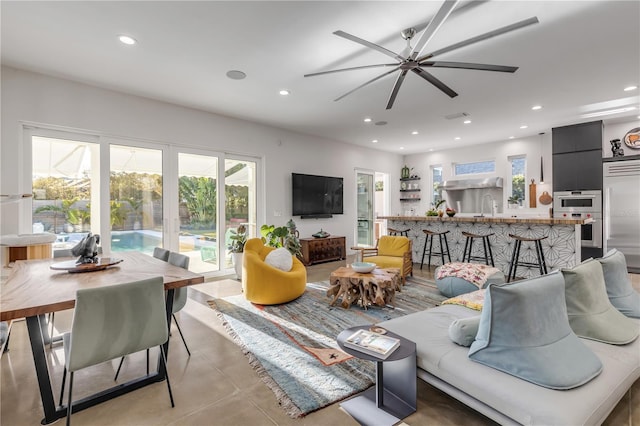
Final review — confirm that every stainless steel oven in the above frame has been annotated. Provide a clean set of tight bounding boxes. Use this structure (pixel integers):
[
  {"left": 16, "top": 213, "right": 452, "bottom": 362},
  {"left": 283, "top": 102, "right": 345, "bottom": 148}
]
[{"left": 553, "top": 190, "right": 602, "bottom": 248}]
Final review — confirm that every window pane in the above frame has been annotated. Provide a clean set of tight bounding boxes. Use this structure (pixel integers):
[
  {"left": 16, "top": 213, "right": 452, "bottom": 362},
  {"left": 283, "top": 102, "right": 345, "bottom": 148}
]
[
  {"left": 510, "top": 157, "right": 526, "bottom": 203},
  {"left": 454, "top": 160, "right": 495, "bottom": 175},
  {"left": 109, "top": 145, "right": 163, "bottom": 255},
  {"left": 432, "top": 166, "right": 443, "bottom": 203},
  {"left": 178, "top": 152, "right": 218, "bottom": 273},
  {"left": 32, "top": 136, "right": 99, "bottom": 255},
  {"left": 225, "top": 159, "right": 256, "bottom": 269}
]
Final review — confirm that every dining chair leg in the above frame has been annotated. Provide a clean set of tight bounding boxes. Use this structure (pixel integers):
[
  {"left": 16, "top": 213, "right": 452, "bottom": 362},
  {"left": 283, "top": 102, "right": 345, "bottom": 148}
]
[
  {"left": 59, "top": 366, "right": 67, "bottom": 406},
  {"left": 114, "top": 356, "right": 125, "bottom": 381},
  {"left": 160, "top": 345, "right": 175, "bottom": 408},
  {"left": 49, "top": 313, "right": 55, "bottom": 349},
  {"left": 66, "top": 371, "right": 74, "bottom": 426},
  {"left": 172, "top": 314, "right": 191, "bottom": 356}
]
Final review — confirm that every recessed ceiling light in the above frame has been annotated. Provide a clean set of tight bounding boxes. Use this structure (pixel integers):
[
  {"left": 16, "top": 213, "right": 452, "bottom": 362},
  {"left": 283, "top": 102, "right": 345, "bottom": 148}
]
[
  {"left": 520, "top": 125, "right": 528, "bottom": 129},
  {"left": 399, "top": 147, "right": 405, "bottom": 150},
  {"left": 463, "top": 120, "right": 471, "bottom": 124},
  {"left": 364, "top": 117, "right": 372, "bottom": 123},
  {"left": 623, "top": 85, "right": 638, "bottom": 91},
  {"left": 118, "top": 35, "right": 136, "bottom": 45},
  {"left": 428, "top": 148, "right": 434, "bottom": 152},
  {"left": 411, "top": 131, "right": 419, "bottom": 135},
  {"left": 532, "top": 105, "right": 542, "bottom": 110},
  {"left": 226, "top": 70, "right": 246, "bottom": 80},
  {"left": 454, "top": 137, "right": 461, "bottom": 140},
  {"left": 371, "top": 139, "right": 378, "bottom": 143},
  {"left": 509, "top": 136, "right": 515, "bottom": 139},
  {"left": 279, "top": 89, "right": 290, "bottom": 96}
]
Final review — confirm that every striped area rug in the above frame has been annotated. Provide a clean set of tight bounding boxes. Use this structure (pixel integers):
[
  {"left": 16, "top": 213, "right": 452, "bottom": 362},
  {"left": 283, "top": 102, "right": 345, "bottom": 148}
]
[{"left": 207, "top": 276, "right": 446, "bottom": 418}]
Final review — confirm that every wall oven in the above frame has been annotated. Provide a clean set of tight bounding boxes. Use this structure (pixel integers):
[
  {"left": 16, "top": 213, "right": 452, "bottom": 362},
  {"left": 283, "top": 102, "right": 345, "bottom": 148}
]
[{"left": 553, "top": 190, "right": 602, "bottom": 248}]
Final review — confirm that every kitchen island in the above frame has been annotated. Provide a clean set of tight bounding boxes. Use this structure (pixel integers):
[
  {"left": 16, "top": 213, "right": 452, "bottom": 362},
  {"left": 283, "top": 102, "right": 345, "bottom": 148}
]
[{"left": 379, "top": 215, "right": 590, "bottom": 279}]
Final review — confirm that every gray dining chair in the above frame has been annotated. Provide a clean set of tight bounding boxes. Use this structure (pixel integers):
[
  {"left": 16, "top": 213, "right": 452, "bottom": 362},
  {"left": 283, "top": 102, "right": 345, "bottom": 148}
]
[
  {"left": 114, "top": 250, "right": 191, "bottom": 381},
  {"left": 167, "top": 252, "right": 191, "bottom": 356},
  {"left": 153, "top": 247, "right": 170, "bottom": 262},
  {"left": 59, "top": 276, "right": 174, "bottom": 425}
]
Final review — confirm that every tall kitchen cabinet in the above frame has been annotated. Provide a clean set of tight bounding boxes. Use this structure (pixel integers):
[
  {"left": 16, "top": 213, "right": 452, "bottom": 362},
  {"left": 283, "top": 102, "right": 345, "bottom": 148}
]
[
  {"left": 552, "top": 120, "right": 603, "bottom": 260},
  {"left": 552, "top": 121, "right": 603, "bottom": 191}
]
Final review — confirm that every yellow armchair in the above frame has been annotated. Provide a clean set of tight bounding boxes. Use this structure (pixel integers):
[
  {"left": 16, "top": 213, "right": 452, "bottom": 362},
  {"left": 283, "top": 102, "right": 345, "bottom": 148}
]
[
  {"left": 242, "top": 238, "right": 307, "bottom": 305},
  {"left": 354, "top": 235, "right": 413, "bottom": 283}
]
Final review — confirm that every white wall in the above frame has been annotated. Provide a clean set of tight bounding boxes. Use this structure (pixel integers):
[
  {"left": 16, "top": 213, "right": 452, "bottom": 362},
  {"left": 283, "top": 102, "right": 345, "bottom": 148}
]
[
  {"left": 603, "top": 119, "right": 640, "bottom": 158},
  {"left": 0, "top": 66, "right": 403, "bottom": 248},
  {"left": 403, "top": 134, "right": 554, "bottom": 216}
]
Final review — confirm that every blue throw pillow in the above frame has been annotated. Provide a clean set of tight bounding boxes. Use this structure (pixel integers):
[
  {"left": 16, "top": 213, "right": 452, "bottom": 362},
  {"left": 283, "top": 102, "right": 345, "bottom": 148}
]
[
  {"left": 469, "top": 271, "right": 602, "bottom": 390},
  {"left": 598, "top": 249, "right": 640, "bottom": 318}
]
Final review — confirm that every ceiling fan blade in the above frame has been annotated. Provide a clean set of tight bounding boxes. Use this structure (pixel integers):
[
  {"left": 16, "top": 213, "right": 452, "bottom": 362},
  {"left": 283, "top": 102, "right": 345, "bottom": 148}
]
[
  {"left": 333, "top": 30, "right": 404, "bottom": 61},
  {"left": 304, "top": 63, "right": 399, "bottom": 78},
  {"left": 410, "top": 0, "right": 459, "bottom": 60},
  {"left": 386, "top": 70, "right": 409, "bottom": 110},
  {"left": 421, "top": 61, "right": 518, "bottom": 73},
  {"left": 412, "top": 68, "right": 458, "bottom": 98},
  {"left": 418, "top": 16, "right": 539, "bottom": 62},
  {"left": 334, "top": 66, "right": 401, "bottom": 102}
]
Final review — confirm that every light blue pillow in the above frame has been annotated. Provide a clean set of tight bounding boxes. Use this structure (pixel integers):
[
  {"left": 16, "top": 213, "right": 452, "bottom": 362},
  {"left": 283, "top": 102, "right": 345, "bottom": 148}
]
[
  {"left": 598, "top": 249, "right": 640, "bottom": 318},
  {"left": 562, "top": 258, "right": 639, "bottom": 344},
  {"left": 469, "top": 271, "right": 602, "bottom": 390},
  {"left": 448, "top": 316, "right": 481, "bottom": 347}
]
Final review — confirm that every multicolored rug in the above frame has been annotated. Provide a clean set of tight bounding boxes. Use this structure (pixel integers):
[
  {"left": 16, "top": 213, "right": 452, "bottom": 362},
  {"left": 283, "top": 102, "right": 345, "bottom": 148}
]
[{"left": 207, "top": 276, "right": 446, "bottom": 418}]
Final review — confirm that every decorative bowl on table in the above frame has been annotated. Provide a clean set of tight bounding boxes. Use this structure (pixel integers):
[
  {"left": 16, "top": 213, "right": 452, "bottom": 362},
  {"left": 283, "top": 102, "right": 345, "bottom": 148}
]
[{"left": 351, "top": 262, "right": 376, "bottom": 273}]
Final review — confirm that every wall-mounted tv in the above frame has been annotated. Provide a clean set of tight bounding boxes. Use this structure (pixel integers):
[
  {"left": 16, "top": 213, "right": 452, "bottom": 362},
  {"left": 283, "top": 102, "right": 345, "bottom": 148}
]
[{"left": 292, "top": 173, "right": 344, "bottom": 218}]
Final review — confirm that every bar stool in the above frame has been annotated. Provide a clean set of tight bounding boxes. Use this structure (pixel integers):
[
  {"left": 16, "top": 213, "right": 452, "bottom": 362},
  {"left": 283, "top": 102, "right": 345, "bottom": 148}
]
[
  {"left": 461, "top": 231, "right": 495, "bottom": 266},
  {"left": 507, "top": 234, "right": 548, "bottom": 282},
  {"left": 421, "top": 229, "right": 451, "bottom": 269},
  {"left": 388, "top": 227, "right": 410, "bottom": 237}
]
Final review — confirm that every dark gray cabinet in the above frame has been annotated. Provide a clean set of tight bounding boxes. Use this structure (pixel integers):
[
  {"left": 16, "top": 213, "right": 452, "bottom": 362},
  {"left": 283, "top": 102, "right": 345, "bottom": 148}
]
[
  {"left": 552, "top": 150, "right": 603, "bottom": 191},
  {"left": 552, "top": 121, "right": 603, "bottom": 154},
  {"left": 552, "top": 121, "right": 603, "bottom": 191}
]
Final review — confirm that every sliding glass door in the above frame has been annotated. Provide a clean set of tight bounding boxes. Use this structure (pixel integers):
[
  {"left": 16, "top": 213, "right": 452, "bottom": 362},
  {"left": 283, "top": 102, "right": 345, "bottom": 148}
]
[
  {"left": 356, "top": 170, "right": 374, "bottom": 246},
  {"left": 26, "top": 125, "right": 261, "bottom": 277},
  {"left": 177, "top": 151, "right": 219, "bottom": 273}
]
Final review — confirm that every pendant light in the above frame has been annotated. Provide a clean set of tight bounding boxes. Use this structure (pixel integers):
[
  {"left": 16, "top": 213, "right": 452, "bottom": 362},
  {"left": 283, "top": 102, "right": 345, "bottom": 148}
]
[{"left": 539, "top": 132, "right": 545, "bottom": 184}]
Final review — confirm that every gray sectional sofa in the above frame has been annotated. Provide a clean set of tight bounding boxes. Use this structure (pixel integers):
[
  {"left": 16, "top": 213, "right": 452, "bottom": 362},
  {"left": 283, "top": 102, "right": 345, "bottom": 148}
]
[
  {"left": 380, "top": 251, "right": 640, "bottom": 425},
  {"left": 382, "top": 304, "right": 640, "bottom": 425}
]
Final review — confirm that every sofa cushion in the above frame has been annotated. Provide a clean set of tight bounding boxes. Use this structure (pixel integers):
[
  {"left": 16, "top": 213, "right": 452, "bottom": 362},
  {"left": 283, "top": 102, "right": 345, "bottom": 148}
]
[
  {"left": 264, "top": 248, "right": 293, "bottom": 272},
  {"left": 562, "top": 259, "right": 639, "bottom": 344},
  {"left": 598, "top": 249, "right": 640, "bottom": 318},
  {"left": 448, "top": 316, "right": 481, "bottom": 347},
  {"left": 468, "top": 271, "right": 603, "bottom": 389},
  {"left": 435, "top": 265, "right": 505, "bottom": 297},
  {"left": 362, "top": 255, "right": 403, "bottom": 270},
  {"left": 376, "top": 235, "right": 410, "bottom": 257}
]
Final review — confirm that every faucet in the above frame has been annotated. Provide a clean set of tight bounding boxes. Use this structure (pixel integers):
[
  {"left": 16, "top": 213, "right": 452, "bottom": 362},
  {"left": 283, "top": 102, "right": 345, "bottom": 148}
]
[{"left": 480, "top": 194, "right": 495, "bottom": 217}]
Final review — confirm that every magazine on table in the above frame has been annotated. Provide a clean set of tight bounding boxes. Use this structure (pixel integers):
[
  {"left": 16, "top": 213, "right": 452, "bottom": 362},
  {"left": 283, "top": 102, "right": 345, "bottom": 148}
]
[{"left": 343, "top": 329, "right": 400, "bottom": 359}]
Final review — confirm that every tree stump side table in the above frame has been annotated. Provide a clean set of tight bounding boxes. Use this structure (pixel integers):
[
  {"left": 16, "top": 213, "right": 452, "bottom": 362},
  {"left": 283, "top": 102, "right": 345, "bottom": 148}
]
[{"left": 327, "top": 267, "right": 401, "bottom": 309}]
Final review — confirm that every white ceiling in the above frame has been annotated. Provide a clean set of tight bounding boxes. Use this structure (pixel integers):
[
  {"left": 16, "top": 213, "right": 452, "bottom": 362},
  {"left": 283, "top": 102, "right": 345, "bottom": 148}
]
[{"left": 2, "top": 1, "right": 639, "bottom": 154}]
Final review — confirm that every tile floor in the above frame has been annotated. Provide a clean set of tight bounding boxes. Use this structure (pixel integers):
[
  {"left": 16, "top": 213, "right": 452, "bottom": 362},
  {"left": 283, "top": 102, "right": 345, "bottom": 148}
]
[{"left": 1, "top": 259, "right": 639, "bottom": 425}]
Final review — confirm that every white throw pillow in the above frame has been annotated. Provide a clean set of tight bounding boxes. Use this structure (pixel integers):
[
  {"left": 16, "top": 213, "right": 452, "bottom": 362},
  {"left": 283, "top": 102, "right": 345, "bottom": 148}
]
[{"left": 265, "top": 248, "right": 293, "bottom": 272}]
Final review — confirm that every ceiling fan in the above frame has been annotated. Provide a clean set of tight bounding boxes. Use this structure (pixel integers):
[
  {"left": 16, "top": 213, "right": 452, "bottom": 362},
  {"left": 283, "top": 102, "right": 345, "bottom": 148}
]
[{"left": 304, "top": 0, "right": 539, "bottom": 110}]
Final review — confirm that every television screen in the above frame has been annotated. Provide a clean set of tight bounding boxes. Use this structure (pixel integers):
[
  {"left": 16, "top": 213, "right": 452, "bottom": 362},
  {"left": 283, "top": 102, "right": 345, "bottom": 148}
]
[{"left": 292, "top": 173, "right": 343, "bottom": 217}]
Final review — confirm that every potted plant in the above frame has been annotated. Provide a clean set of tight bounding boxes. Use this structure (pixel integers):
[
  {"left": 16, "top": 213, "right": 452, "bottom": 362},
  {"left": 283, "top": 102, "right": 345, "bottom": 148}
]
[
  {"left": 228, "top": 224, "right": 247, "bottom": 280},
  {"left": 260, "top": 220, "right": 302, "bottom": 257}
]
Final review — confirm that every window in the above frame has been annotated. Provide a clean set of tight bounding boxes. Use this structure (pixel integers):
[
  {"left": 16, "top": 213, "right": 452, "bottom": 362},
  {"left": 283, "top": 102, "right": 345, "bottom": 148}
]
[
  {"left": 31, "top": 135, "right": 100, "bottom": 253},
  {"left": 509, "top": 156, "right": 526, "bottom": 204},
  {"left": 431, "top": 165, "right": 443, "bottom": 203},
  {"left": 454, "top": 160, "right": 495, "bottom": 176}
]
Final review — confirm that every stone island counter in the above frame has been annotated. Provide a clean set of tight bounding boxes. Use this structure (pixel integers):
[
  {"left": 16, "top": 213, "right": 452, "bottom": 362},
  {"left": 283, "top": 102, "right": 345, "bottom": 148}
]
[{"left": 378, "top": 215, "right": 591, "bottom": 279}]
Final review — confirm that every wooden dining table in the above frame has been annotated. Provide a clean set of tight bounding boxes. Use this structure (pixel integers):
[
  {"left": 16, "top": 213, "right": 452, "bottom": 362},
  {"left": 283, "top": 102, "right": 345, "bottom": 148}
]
[{"left": 0, "top": 251, "right": 204, "bottom": 424}]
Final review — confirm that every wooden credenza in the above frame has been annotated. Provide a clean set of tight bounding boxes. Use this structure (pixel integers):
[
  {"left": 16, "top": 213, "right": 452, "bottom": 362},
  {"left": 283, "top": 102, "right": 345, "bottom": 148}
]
[{"left": 300, "top": 236, "right": 346, "bottom": 266}]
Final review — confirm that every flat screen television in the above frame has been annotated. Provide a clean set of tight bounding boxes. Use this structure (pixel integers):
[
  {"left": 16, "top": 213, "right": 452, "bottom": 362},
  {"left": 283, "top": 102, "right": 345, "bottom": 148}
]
[{"left": 292, "top": 173, "right": 343, "bottom": 218}]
